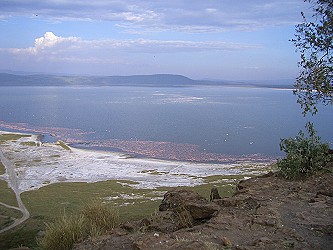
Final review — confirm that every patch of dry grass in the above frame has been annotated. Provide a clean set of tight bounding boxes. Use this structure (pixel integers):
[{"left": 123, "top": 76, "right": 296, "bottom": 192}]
[
  {"left": 38, "top": 202, "right": 119, "bottom": 250},
  {"left": 37, "top": 214, "right": 86, "bottom": 250}
]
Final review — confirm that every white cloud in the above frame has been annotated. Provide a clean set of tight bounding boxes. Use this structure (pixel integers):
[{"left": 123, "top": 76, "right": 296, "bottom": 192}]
[
  {"left": 11, "top": 32, "right": 80, "bottom": 55},
  {"left": 8, "top": 32, "right": 257, "bottom": 57},
  {"left": 0, "top": 31, "right": 259, "bottom": 76}
]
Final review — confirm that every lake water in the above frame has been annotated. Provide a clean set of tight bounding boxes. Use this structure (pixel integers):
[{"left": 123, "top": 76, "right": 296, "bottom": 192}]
[{"left": 0, "top": 85, "right": 332, "bottom": 162}]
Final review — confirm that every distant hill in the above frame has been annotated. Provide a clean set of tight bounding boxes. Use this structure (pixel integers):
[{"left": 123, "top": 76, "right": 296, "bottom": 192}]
[
  {"left": 0, "top": 73, "right": 294, "bottom": 89},
  {"left": 0, "top": 73, "right": 196, "bottom": 87}
]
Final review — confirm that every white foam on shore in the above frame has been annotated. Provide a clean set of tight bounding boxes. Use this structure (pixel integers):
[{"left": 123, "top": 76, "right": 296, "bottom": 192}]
[{"left": 0, "top": 132, "right": 272, "bottom": 192}]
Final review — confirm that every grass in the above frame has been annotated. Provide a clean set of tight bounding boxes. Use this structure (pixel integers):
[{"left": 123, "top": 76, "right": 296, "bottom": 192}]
[
  {"left": 38, "top": 214, "right": 86, "bottom": 250},
  {"left": 21, "top": 180, "right": 164, "bottom": 222},
  {"left": 0, "top": 206, "right": 22, "bottom": 230},
  {"left": 0, "top": 160, "right": 5, "bottom": 175},
  {"left": 0, "top": 180, "right": 18, "bottom": 207},
  {"left": 20, "top": 141, "right": 38, "bottom": 146},
  {"left": 0, "top": 134, "right": 31, "bottom": 144},
  {"left": 0, "top": 130, "right": 271, "bottom": 248},
  {"left": 38, "top": 202, "right": 119, "bottom": 250},
  {"left": 0, "top": 175, "right": 241, "bottom": 249},
  {"left": 81, "top": 202, "right": 119, "bottom": 236}
]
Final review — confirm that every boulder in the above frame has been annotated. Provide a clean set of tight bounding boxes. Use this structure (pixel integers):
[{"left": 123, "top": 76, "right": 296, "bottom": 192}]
[{"left": 159, "top": 189, "right": 219, "bottom": 220}]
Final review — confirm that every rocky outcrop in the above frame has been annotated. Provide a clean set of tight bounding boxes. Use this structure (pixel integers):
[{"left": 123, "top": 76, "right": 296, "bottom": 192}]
[{"left": 74, "top": 167, "right": 333, "bottom": 250}]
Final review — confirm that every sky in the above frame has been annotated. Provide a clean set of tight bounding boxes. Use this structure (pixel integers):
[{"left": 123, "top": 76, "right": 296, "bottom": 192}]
[{"left": 0, "top": 0, "right": 312, "bottom": 80}]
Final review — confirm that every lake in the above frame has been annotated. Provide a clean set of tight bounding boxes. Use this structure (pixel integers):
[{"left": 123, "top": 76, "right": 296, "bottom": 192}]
[{"left": 0, "top": 85, "right": 332, "bottom": 163}]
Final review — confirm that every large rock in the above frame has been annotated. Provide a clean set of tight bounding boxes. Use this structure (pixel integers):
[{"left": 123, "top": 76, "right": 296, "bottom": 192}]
[{"left": 159, "top": 189, "right": 219, "bottom": 220}]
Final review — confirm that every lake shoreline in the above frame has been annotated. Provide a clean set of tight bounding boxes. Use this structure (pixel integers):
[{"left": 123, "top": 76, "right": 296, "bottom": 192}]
[{"left": 0, "top": 130, "right": 275, "bottom": 193}]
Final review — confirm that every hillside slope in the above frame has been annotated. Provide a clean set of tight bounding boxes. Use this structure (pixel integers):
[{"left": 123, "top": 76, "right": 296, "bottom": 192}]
[{"left": 74, "top": 165, "right": 333, "bottom": 250}]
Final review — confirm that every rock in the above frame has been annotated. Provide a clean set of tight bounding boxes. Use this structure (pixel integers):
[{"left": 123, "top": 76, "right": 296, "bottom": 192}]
[
  {"left": 185, "top": 203, "right": 220, "bottom": 220},
  {"left": 172, "top": 240, "right": 208, "bottom": 250},
  {"left": 121, "top": 221, "right": 138, "bottom": 232},
  {"left": 140, "top": 218, "right": 151, "bottom": 228},
  {"left": 220, "top": 236, "right": 232, "bottom": 246},
  {"left": 214, "top": 196, "right": 260, "bottom": 210},
  {"left": 210, "top": 187, "right": 221, "bottom": 201},
  {"left": 133, "top": 239, "right": 146, "bottom": 250},
  {"left": 37, "top": 230, "right": 45, "bottom": 237},
  {"left": 159, "top": 189, "right": 219, "bottom": 220},
  {"left": 73, "top": 170, "right": 333, "bottom": 250},
  {"left": 316, "top": 183, "right": 333, "bottom": 197},
  {"left": 148, "top": 211, "right": 180, "bottom": 232}
]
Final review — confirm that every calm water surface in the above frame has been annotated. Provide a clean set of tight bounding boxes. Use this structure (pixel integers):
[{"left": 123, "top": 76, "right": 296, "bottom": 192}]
[{"left": 0, "top": 85, "right": 332, "bottom": 159}]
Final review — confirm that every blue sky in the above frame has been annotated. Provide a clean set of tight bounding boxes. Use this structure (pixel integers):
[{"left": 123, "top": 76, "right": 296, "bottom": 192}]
[{"left": 0, "top": 0, "right": 311, "bottom": 80}]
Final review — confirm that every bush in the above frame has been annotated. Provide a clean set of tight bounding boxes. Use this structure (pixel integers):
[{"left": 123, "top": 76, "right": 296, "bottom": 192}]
[{"left": 277, "top": 122, "right": 331, "bottom": 179}]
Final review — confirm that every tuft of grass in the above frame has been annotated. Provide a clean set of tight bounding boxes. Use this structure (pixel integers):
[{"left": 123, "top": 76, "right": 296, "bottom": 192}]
[
  {"left": 38, "top": 203, "right": 119, "bottom": 250},
  {"left": 81, "top": 202, "right": 119, "bottom": 236},
  {"left": 37, "top": 214, "right": 85, "bottom": 250}
]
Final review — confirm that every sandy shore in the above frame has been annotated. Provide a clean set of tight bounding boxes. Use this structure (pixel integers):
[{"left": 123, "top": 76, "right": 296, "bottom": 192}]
[{"left": 0, "top": 131, "right": 274, "bottom": 193}]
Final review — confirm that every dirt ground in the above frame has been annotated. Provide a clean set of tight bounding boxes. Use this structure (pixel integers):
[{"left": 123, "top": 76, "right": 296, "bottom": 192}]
[{"left": 74, "top": 164, "right": 333, "bottom": 250}]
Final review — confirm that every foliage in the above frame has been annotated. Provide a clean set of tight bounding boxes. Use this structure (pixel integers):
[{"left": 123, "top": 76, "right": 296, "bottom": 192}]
[
  {"left": 292, "top": 0, "right": 333, "bottom": 115},
  {"left": 277, "top": 122, "right": 330, "bottom": 179}
]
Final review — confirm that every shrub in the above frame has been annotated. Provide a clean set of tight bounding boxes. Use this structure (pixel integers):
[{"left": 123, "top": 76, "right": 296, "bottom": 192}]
[{"left": 277, "top": 122, "right": 331, "bottom": 179}]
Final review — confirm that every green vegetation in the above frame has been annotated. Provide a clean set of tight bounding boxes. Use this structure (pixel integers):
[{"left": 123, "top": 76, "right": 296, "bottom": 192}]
[
  {"left": 81, "top": 202, "right": 119, "bottom": 236},
  {"left": 0, "top": 173, "right": 245, "bottom": 249},
  {"left": 0, "top": 180, "right": 18, "bottom": 207},
  {"left": 38, "top": 214, "right": 86, "bottom": 250},
  {"left": 34, "top": 173, "right": 256, "bottom": 249},
  {"left": 278, "top": 122, "right": 331, "bottom": 179},
  {"left": 38, "top": 203, "right": 119, "bottom": 250},
  {"left": 0, "top": 160, "right": 5, "bottom": 175},
  {"left": 0, "top": 133, "right": 30, "bottom": 144},
  {"left": 280, "top": 0, "right": 332, "bottom": 179},
  {"left": 21, "top": 180, "right": 159, "bottom": 221},
  {"left": 20, "top": 141, "right": 38, "bottom": 146},
  {"left": 0, "top": 206, "right": 22, "bottom": 231},
  {"left": 292, "top": 0, "right": 332, "bottom": 115}
]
